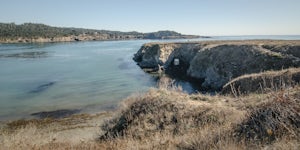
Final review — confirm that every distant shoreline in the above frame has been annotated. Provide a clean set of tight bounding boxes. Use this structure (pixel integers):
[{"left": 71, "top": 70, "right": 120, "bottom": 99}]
[
  {"left": 0, "top": 35, "right": 204, "bottom": 44},
  {"left": 0, "top": 22, "right": 202, "bottom": 44}
]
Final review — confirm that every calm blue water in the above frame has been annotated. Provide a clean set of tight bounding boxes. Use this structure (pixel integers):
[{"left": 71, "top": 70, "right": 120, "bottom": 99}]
[
  {"left": 0, "top": 40, "right": 158, "bottom": 120},
  {"left": 0, "top": 35, "right": 299, "bottom": 120}
]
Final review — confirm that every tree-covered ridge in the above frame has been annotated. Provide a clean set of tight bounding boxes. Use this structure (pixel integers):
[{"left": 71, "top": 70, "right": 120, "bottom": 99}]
[
  {"left": 0, "top": 23, "right": 140, "bottom": 39},
  {"left": 144, "top": 30, "right": 181, "bottom": 39},
  {"left": 0, "top": 23, "right": 199, "bottom": 42}
]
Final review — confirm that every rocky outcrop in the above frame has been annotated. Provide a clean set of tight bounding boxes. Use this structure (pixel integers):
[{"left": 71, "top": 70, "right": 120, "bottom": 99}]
[
  {"left": 133, "top": 40, "right": 300, "bottom": 90},
  {"left": 134, "top": 43, "right": 179, "bottom": 71}
]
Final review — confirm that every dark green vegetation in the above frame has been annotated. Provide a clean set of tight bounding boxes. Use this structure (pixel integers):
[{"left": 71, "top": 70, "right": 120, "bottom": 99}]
[
  {"left": 0, "top": 23, "right": 199, "bottom": 43},
  {"left": 0, "top": 23, "right": 141, "bottom": 39}
]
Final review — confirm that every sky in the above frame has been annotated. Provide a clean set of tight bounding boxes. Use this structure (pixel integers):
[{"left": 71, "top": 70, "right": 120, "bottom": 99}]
[{"left": 0, "top": 0, "right": 299, "bottom": 36}]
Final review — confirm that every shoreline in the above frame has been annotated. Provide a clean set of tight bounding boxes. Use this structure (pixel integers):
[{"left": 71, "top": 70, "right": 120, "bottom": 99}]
[
  {"left": 0, "top": 102, "right": 119, "bottom": 122},
  {"left": 2, "top": 36, "right": 300, "bottom": 44},
  {"left": 0, "top": 23, "right": 202, "bottom": 44},
  {"left": 0, "top": 36, "right": 204, "bottom": 44},
  {"left": 1, "top": 84, "right": 299, "bottom": 149}
]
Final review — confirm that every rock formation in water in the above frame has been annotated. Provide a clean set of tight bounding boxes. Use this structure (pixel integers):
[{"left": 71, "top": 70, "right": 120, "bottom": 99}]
[{"left": 133, "top": 40, "right": 300, "bottom": 91}]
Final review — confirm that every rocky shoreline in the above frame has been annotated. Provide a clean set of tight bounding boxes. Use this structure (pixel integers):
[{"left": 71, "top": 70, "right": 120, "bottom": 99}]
[
  {"left": 133, "top": 40, "right": 300, "bottom": 91},
  {"left": 0, "top": 34, "right": 201, "bottom": 44}
]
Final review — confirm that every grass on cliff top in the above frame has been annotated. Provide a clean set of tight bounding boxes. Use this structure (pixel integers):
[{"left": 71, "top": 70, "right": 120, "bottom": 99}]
[
  {"left": 222, "top": 68, "right": 300, "bottom": 95},
  {"left": 0, "top": 78, "right": 299, "bottom": 149}
]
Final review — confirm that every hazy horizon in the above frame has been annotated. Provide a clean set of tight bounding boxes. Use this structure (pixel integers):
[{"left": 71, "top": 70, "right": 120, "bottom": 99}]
[{"left": 1, "top": 0, "right": 300, "bottom": 36}]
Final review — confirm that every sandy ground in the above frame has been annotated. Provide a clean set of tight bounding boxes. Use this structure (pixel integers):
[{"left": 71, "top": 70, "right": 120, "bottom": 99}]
[{"left": 0, "top": 112, "right": 113, "bottom": 147}]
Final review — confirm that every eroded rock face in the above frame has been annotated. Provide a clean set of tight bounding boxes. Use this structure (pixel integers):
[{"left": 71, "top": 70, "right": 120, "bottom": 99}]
[
  {"left": 187, "top": 44, "right": 300, "bottom": 90},
  {"left": 133, "top": 43, "right": 181, "bottom": 72},
  {"left": 133, "top": 40, "right": 300, "bottom": 91}
]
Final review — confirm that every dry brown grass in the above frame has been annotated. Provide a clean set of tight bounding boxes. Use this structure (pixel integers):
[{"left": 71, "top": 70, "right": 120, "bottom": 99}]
[
  {"left": 222, "top": 68, "right": 300, "bottom": 95},
  {"left": 234, "top": 91, "right": 300, "bottom": 144},
  {"left": 100, "top": 88, "right": 242, "bottom": 139},
  {"left": 1, "top": 79, "right": 299, "bottom": 149},
  {"left": 98, "top": 89, "right": 233, "bottom": 149},
  {"left": 97, "top": 82, "right": 300, "bottom": 149}
]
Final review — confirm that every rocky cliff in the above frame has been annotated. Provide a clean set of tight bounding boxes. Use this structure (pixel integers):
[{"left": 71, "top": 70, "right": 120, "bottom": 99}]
[{"left": 133, "top": 40, "right": 300, "bottom": 91}]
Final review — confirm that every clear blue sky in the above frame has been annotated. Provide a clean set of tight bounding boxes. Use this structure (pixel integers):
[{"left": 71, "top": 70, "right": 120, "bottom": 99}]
[{"left": 0, "top": 0, "right": 299, "bottom": 36}]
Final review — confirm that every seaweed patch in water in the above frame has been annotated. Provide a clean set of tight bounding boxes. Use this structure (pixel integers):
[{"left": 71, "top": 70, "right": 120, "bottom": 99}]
[
  {"left": 0, "top": 51, "right": 48, "bottom": 58},
  {"left": 29, "top": 81, "right": 56, "bottom": 93},
  {"left": 118, "top": 62, "right": 134, "bottom": 70},
  {"left": 31, "top": 109, "right": 81, "bottom": 119}
]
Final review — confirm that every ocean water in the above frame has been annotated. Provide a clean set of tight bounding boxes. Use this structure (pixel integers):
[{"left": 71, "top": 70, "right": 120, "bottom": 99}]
[
  {"left": 0, "top": 40, "right": 158, "bottom": 120},
  {"left": 0, "top": 36, "right": 299, "bottom": 120}
]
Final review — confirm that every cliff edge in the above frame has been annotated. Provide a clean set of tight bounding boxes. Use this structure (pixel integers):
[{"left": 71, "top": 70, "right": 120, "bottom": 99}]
[{"left": 133, "top": 40, "right": 300, "bottom": 91}]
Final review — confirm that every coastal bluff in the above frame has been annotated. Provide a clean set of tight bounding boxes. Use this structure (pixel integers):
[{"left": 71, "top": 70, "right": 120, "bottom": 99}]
[{"left": 133, "top": 40, "right": 300, "bottom": 91}]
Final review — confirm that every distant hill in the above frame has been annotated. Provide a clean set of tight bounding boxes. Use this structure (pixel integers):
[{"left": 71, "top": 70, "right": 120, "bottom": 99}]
[{"left": 0, "top": 23, "right": 200, "bottom": 43}]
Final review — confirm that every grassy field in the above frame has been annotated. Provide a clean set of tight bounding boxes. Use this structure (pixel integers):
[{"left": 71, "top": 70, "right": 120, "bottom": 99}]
[{"left": 0, "top": 71, "right": 299, "bottom": 149}]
